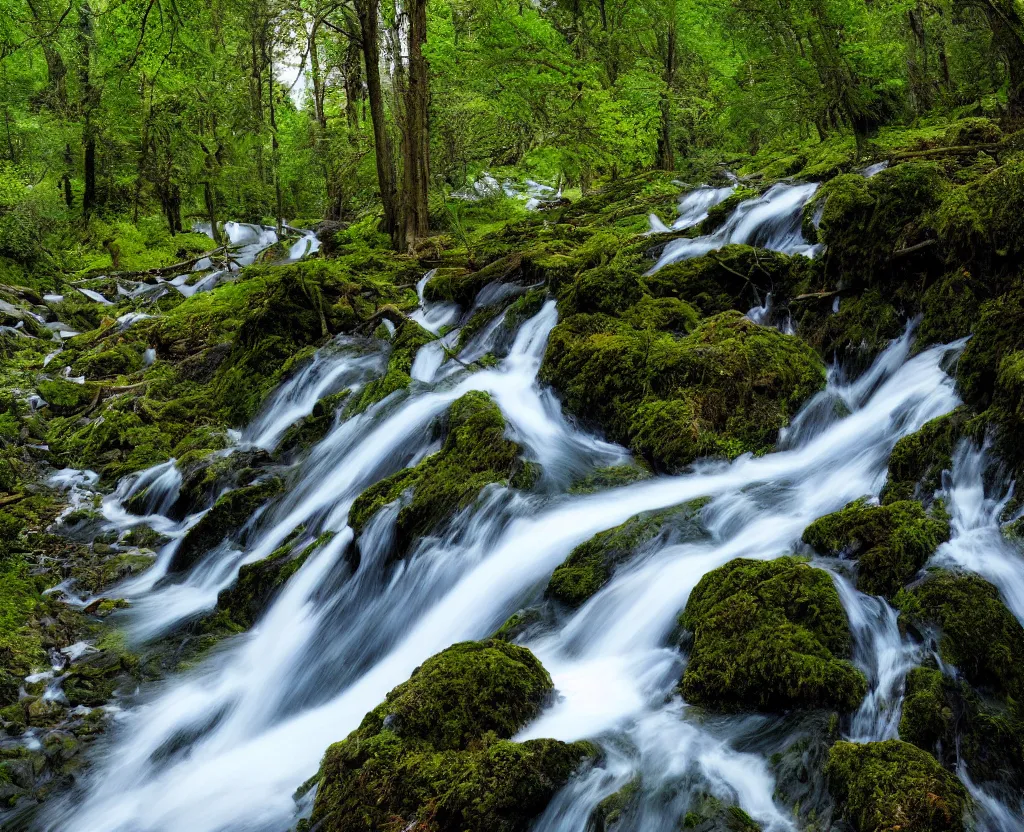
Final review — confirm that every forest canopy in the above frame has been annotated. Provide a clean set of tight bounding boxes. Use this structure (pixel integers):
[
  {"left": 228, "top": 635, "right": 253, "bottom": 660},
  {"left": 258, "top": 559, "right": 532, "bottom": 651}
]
[{"left": 0, "top": 0, "right": 1021, "bottom": 254}]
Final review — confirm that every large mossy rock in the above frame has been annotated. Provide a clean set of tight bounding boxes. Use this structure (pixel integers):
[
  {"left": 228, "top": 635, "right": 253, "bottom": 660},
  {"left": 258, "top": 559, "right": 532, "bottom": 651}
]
[
  {"left": 899, "top": 666, "right": 1024, "bottom": 789},
  {"left": 644, "top": 244, "right": 814, "bottom": 317},
  {"left": 169, "top": 477, "right": 284, "bottom": 573},
  {"left": 542, "top": 311, "right": 825, "bottom": 472},
  {"left": 895, "top": 570, "right": 1024, "bottom": 700},
  {"left": 546, "top": 501, "right": 707, "bottom": 607},
  {"left": 802, "top": 498, "right": 949, "bottom": 598},
  {"left": 679, "top": 557, "right": 866, "bottom": 713},
  {"left": 826, "top": 739, "right": 970, "bottom": 832},
  {"left": 881, "top": 411, "right": 969, "bottom": 504},
  {"left": 348, "top": 391, "right": 531, "bottom": 558},
  {"left": 308, "top": 640, "right": 595, "bottom": 832}
]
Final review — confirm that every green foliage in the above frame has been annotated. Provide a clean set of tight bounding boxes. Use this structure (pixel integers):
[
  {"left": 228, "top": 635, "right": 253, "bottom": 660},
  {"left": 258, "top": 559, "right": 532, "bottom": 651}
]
[
  {"left": 802, "top": 498, "right": 950, "bottom": 598},
  {"left": 679, "top": 557, "right": 866, "bottom": 713},
  {"left": 826, "top": 740, "right": 970, "bottom": 832},
  {"left": 309, "top": 640, "right": 595, "bottom": 832},
  {"left": 882, "top": 411, "right": 969, "bottom": 504}
]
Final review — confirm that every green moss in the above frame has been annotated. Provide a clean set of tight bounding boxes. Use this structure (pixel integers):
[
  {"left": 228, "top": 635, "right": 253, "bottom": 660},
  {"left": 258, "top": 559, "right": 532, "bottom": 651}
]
[
  {"left": 700, "top": 188, "right": 759, "bottom": 233},
  {"left": 818, "top": 163, "right": 946, "bottom": 284},
  {"left": 170, "top": 478, "right": 284, "bottom": 573},
  {"left": 38, "top": 379, "right": 94, "bottom": 414},
  {"left": 895, "top": 570, "right": 1024, "bottom": 700},
  {"left": 543, "top": 310, "right": 825, "bottom": 472},
  {"left": 347, "top": 319, "right": 435, "bottom": 415},
  {"left": 0, "top": 557, "right": 46, "bottom": 707},
  {"left": 644, "top": 245, "right": 813, "bottom": 317},
  {"left": 568, "top": 463, "right": 652, "bottom": 494},
  {"left": 72, "top": 343, "right": 143, "bottom": 379},
  {"left": 679, "top": 557, "right": 866, "bottom": 713},
  {"left": 349, "top": 391, "right": 529, "bottom": 557},
  {"left": 589, "top": 779, "right": 641, "bottom": 831},
  {"left": 681, "top": 793, "right": 762, "bottom": 831},
  {"left": 547, "top": 501, "right": 708, "bottom": 607},
  {"left": 278, "top": 390, "right": 350, "bottom": 451},
  {"left": 882, "top": 411, "right": 969, "bottom": 504},
  {"left": 309, "top": 640, "right": 595, "bottom": 832},
  {"left": 802, "top": 499, "right": 949, "bottom": 598},
  {"left": 899, "top": 666, "right": 1024, "bottom": 789},
  {"left": 826, "top": 739, "right": 969, "bottom": 832},
  {"left": 214, "top": 532, "right": 332, "bottom": 629}
]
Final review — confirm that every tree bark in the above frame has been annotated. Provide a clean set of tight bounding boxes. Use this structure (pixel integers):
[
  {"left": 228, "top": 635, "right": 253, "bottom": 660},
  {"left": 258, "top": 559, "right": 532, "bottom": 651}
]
[
  {"left": 78, "top": 0, "right": 97, "bottom": 216},
  {"left": 656, "top": 6, "right": 677, "bottom": 171},
  {"left": 354, "top": 0, "right": 400, "bottom": 245},
  {"left": 402, "top": 0, "right": 430, "bottom": 252}
]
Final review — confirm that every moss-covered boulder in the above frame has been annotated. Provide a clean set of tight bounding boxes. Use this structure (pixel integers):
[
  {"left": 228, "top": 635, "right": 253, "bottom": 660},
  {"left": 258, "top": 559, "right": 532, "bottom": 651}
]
[
  {"left": 679, "top": 557, "right": 866, "bottom": 713},
  {"left": 542, "top": 311, "right": 825, "bottom": 472},
  {"left": 308, "top": 640, "right": 595, "bottom": 832},
  {"left": 899, "top": 666, "right": 1024, "bottom": 788},
  {"left": 826, "top": 739, "right": 970, "bottom": 832},
  {"left": 681, "top": 793, "right": 762, "bottom": 832},
  {"left": 643, "top": 245, "right": 813, "bottom": 317},
  {"left": 881, "top": 411, "right": 969, "bottom": 504},
  {"left": 169, "top": 477, "right": 284, "bottom": 573},
  {"left": 802, "top": 499, "right": 949, "bottom": 598},
  {"left": 817, "top": 163, "right": 946, "bottom": 284},
  {"left": 546, "top": 501, "right": 707, "bottom": 607},
  {"left": 214, "top": 533, "right": 332, "bottom": 630},
  {"left": 895, "top": 571, "right": 1024, "bottom": 700},
  {"left": 348, "top": 391, "right": 531, "bottom": 559}
]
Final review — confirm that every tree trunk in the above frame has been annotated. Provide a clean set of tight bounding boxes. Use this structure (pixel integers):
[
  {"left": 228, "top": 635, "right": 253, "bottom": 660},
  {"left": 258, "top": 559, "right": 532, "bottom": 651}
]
[
  {"left": 309, "top": 21, "right": 328, "bottom": 131},
  {"left": 656, "top": 22, "right": 677, "bottom": 171},
  {"left": 354, "top": 0, "right": 400, "bottom": 245},
  {"left": 402, "top": 0, "right": 431, "bottom": 253},
  {"left": 78, "top": 0, "right": 97, "bottom": 216},
  {"left": 266, "top": 47, "right": 284, "bottom": 235}
]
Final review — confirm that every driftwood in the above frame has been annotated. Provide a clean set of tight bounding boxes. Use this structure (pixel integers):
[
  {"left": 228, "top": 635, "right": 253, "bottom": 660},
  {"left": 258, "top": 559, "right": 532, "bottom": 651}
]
[
  {"left": 793, "top": 290, "right": 840, "bottom": 302},
  {"left": 892, "top": 239, "right": 939, "bottom": 258},
  {"left": 72, "top": 246, "right": 232, "bottom": 284}
]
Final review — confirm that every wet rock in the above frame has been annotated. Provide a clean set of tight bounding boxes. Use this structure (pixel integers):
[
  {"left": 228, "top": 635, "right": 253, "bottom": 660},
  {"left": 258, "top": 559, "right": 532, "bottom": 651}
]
[
  {"left": 679, "top": 557, "right": 867, "bottom": 713},
  {"left": 308, "top": 640, "right": 595, "bottom": 832},
  {"left": 826, "top": 739, "right": 970, "bottom": 832},
  {"left": 547, "top": 500, "right": 708, "bottom": 607},
  {"left": 802, "top": 497, "right": 949, "bottom": 598}
]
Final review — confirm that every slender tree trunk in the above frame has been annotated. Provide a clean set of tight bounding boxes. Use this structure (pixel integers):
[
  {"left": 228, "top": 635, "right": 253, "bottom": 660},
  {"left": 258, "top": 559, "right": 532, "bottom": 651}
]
[
  {"left": 402, "top": 0, "right": 430, "bottom": 253},
  {"left": 309, "top": 22, "right": 328, "bottom": 131},
  {"left": 78, "top": 0, "right": 97, "bottom": 216},
  {"left": 266, "top": 48, "right": 284, "bottom": 235},
  {"left": 657, "top": 23, "right": 677, "bottom": 171},
  {"left": 354, "top": 0, "right": 400, "bottom": 245}
]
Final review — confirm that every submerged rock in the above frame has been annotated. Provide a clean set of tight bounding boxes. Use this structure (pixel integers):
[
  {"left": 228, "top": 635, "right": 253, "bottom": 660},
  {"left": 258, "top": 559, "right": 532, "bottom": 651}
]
[
  {"left": 308, "top": 640, "right": 595, "bottom": 832},
  {"left": 802, "top": 498, "right": 949, "bottom": 598},
  {"left": 679, "top": 557, "right": 866, "bottom": 713},
  {"left": 826, "top": 739, "right": 970, "bottom": 832}
]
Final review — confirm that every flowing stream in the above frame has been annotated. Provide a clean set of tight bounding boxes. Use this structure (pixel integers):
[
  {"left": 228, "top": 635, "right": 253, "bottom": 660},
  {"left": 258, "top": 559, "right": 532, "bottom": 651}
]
[{"left": 29, "top": 188, "right": 1024, "bottom": 831}]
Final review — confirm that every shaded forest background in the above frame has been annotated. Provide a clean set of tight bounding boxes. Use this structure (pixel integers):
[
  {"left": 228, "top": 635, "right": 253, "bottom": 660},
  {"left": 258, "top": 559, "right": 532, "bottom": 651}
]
[{"left": 0, "top": 0, "right": 1022, "bottom": 257}]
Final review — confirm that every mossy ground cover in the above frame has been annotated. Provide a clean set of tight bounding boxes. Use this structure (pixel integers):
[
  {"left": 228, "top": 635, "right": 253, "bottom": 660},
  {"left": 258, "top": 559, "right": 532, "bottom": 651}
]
[
  {"left": 308, "top": 640, "right": 595, "bottom": 832},
  {"left": 679, "top": 557, "right": 866, "bottom": 713},
  {"left": 802, "top": 498, "right": 949, "bottom": 598}
]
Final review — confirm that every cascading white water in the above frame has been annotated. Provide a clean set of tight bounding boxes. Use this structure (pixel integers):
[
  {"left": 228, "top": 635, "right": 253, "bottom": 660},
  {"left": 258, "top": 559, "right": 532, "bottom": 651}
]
[
  {"left": 648, "top": 184, "right": 736, "bottom": 234},
  {"left": 648, "top": 183, "right": 820, "bottom": 273},
  {"left": 36, "top": 284, "right": 974, "bottom": 832}
]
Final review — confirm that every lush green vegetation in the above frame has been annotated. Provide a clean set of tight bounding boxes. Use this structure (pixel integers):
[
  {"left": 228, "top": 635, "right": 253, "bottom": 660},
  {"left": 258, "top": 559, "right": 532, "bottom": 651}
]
[{"left": 1, "top": 0, "right": 1024, "bottom": 825}]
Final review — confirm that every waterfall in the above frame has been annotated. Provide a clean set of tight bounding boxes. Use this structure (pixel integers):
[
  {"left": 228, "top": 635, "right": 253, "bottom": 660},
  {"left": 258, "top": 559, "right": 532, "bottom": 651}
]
[
  {"left": 648, "top": 183, "right": 820, "bottom": 273},
  {"left": 36, "top": 287, "right": 970, "bottom": 832},
  {"left": 648, "top": 184, "right": 737, "bottom": 234}
]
